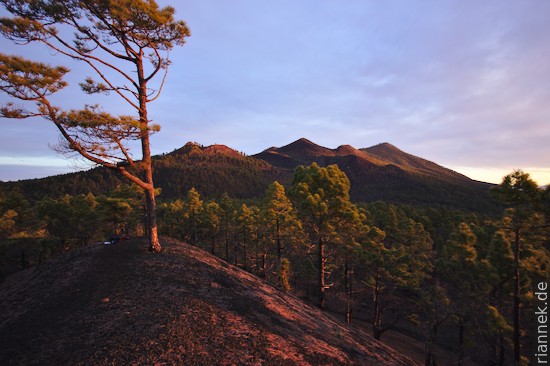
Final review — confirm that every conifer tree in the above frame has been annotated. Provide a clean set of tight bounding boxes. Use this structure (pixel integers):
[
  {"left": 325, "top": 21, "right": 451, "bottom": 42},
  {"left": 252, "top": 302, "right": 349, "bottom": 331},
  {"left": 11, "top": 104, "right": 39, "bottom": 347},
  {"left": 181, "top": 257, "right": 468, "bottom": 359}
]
[
  {"left": 0, "top": 210, "right": 17, "bottom": 239},
  {"left": 0, "top": 188, "right": 31, "bottom": 235},
  {"left": 290, "top": 163, "right": 354, "bottom": 309},
  {"left": 492, "top": 170, "right": 539, "bottom": 363},
  {"left": 184, "top": 188, "right": 203, "bottom": 246},
  {"left": 262, "top": 181, "right": 304, "bottom": 285},
  {"left": 97, "top": 195, "right": 132, "bottom": 237},
  {"left": 219, "top": 193, "right": 234, "bottom": 261},
  {"left": 332, "top": 204, "right": 366, "bottom": 324},
  {"left": 157, "top": 199, "right": 185, "bottom": 239},
  {"left": 440, "top": 222, "right": 480, "bottom": 366},
  {"left": 279, "top": 257, "right": 291, "bottom": 292},
  {"left": 0, "top": 0, "right": 190, "bottom": 252},
  {"left": 38, "top": 193, "right": 101, "bottom": 246},
  {"left": 237, "top": 203, "right": 256, "bottom": 270},
  {"left": 485, "top": 229, "right": 514, "bottom": 365},
  {"left": 359, "top": 207, "right": 433, "bottom": 340},
  {"left": 199, "top": 201, "right": 221, "bottom": 256}
]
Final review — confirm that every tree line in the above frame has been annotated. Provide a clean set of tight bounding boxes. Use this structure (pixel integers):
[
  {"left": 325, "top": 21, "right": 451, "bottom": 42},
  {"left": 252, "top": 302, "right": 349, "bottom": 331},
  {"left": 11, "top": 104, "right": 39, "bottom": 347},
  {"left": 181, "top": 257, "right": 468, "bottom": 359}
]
[{"left": 0, "top": 183, "right": 145, "bottom": 279}]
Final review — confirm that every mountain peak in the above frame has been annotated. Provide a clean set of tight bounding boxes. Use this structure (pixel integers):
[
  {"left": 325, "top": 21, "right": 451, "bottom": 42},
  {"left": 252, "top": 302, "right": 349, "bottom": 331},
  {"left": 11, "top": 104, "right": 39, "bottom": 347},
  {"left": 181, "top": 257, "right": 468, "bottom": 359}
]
[
  {"left": 203, "top": 144, "right": 240, "bottom": 155},
  {"left": 297, "top": 137, "right": 314, "bottom": 143},
  {"left": 335, "top": 144, "right": 360, "bottom": 155},
  {"left": 369, "top": 142, "right": 402, "bottom": 152},
  {"left": 276, "top": 138, "right": 334, "bottom": 158},
  {"left": 171, "top": 142, "right": 244, "bottom": 159}
]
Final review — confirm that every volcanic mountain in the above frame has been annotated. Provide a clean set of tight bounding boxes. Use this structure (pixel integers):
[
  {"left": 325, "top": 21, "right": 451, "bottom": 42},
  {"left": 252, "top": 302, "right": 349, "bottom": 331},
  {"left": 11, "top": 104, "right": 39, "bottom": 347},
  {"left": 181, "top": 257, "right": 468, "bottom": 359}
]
[
  {"left": 0, "top": 138, "right": 497, "bottom": 212},
  {"left": 255, "top": 138, "right": 470, "bottom": 183},
  {"left": 0, "top": 237, "right": 416, "bottom": 366},
  {"left": 253, "top": 138, "right": 495, "bottom": 212}
]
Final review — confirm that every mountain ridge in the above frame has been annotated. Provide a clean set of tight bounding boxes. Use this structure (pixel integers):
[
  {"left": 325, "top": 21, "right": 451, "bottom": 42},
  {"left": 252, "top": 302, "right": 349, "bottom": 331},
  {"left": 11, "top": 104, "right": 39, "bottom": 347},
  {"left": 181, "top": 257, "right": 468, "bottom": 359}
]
[
  {"left": 254, "top": 138, "right": 474, "bottom": 185},
  {"left": 0, "top": 138, "right": 498, "bottom": 212}
]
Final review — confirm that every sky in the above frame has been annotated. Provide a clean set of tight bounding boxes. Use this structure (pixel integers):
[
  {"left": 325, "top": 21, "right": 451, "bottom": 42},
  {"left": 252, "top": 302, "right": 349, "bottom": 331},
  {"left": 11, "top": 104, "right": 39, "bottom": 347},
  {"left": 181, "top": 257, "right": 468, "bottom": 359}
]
[{"left": 1, "top": 0, "right": 549, "bottom": 185}]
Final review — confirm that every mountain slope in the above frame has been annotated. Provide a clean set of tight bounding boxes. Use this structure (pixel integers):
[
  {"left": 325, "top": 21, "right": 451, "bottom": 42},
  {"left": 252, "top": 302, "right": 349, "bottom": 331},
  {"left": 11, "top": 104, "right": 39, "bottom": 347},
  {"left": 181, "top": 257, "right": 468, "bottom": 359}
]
[
  {"left": 0, "top": 142, "right": 289, "bottom": 202},
  {"left": 153, "top": 142, "right": 288, "bottom": 199},
  {"left": 254, "top": 138, "right": 496, "bottom": 212},
  {"left": 362, "top": 143, "right": 472, "bottom": 183},
  {"left": 0, "top": 237, "right": 416, "bottom": 366}
]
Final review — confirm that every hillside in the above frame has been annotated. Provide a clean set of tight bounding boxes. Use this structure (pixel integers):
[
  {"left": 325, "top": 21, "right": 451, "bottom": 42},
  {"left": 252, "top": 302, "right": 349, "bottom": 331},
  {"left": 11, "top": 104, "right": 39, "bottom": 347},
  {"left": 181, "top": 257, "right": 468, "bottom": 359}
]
[
  {"left": 0, "top": 237, "right": 416, "bottom": 366},
  {"left": 0, "top": 142, "right": 288, "bottom": 202},
  {"left": 362, "top": 143, "right": 472, "bottom": 183}
]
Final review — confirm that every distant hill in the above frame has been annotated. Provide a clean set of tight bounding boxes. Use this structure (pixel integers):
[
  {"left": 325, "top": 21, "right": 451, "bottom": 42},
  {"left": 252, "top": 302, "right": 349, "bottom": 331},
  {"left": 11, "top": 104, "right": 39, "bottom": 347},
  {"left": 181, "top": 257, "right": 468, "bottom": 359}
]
[
  {"left": 0, "top": 138, "right": 498, "bottom": 212},
  {"left": 0, "top": 237, "right": 416, "bottom": 366},
  {"left": 0, "top": 142, "right": 287, "bottom": 202}
]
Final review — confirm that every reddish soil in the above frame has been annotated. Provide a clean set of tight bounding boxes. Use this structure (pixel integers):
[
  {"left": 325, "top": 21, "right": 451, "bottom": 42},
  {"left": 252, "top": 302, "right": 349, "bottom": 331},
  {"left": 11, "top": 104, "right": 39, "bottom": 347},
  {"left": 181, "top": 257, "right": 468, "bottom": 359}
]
[{"left": 0, "top": 237, "right": 417, "bottom": 365}]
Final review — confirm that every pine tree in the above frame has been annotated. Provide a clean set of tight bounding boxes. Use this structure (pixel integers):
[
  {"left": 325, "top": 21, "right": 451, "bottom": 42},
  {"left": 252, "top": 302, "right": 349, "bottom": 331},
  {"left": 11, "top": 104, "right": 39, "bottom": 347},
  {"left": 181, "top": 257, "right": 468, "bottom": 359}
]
[
  {"left": 440, "top": 222, "right": 480, "bottom": 366},
  {"left": 262, "top": 181, "right": 304, "bottom": 286},
  {"left": 0, "top": 210, "right": 17, "bottom": 239},
  {"left": 289, "top": 163, "right": 354, "bottom": 309},
  {"left": 184, "top": 188, "right": 203, "bottom": 246},
  {"left": 219, "top": 193, "right": 234, "bottom": 262},
  {"left": 199, "top": 201, "right": 221, "bottom": 256},
  {"left": 359, "top": 208, "right": 433, "bottom": 340},
  {"left": 492, "top": 170, "right": 540, "bottom": 363},
  {"left": 485, "top": 229, "right": 514, "bottom": 365},
  {"left": 237, "top": 203, "right": 256, "bottom": 270},
  {"left": 0, "top": 0, "right": 190, "bottom": 252}
]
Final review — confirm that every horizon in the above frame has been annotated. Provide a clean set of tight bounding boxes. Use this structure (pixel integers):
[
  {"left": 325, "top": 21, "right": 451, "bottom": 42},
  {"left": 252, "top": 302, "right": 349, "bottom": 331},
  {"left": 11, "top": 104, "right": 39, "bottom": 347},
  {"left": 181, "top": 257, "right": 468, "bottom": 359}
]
[{"left": 1, "top": 1, "right": 549, "bottom": 186}]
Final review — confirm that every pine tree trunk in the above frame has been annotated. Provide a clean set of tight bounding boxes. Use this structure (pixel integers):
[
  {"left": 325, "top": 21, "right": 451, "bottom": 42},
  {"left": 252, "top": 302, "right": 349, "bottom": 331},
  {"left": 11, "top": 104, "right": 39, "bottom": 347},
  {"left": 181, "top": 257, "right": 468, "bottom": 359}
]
[
  {"left": 261, "top": 250, "right": 267, "bottom": 279},
  {"left": 234, "top": 237, "right": 238, "bottom": 266},
  {"left": 318, "top": 236, "right": 326, "bottom": 309},
  {"left": 191, "top": 210, "right": 196, "bottom": 246},
  {"left": 145, "top": 187, "right": 160, "bottom": 252},
  {"left": 458, "top": 317, "right": 464, "bottom": 366},
  {"left": 513, "top": 227, "right": 520, "bottom": 364},
  {"left": 276, "top": 217, "right": 282, "bottom": 261},
  {"left": 224, "top": 219, "right": 229, "bottom": 262},
  {"left": 242, "top": 228, "right": 248, "bottom": 271},
  {"left": 425, "top": 324, "right": 439, "bottom": 366},
  {"left": 372, "top": 269, "right": 382, "bottom": 340},
  {"left": 276, "top": 217, "right": 282, "bottom": 284},
  {"left": 137, "top": 55, "right": 160, "bottom": 253},
  {"left": 498, "top": 332, "right": 505, "bottom": 366},
  {"left": 344, "top": 262, "right": 352, "bottom": 324}
]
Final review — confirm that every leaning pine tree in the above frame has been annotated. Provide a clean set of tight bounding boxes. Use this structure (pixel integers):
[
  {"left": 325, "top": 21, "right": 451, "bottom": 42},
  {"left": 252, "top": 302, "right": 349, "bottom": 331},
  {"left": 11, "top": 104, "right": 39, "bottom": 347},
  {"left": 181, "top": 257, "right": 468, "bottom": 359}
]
[{"left": 0, "top": 0, "right": 190, "bottom": 252}]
